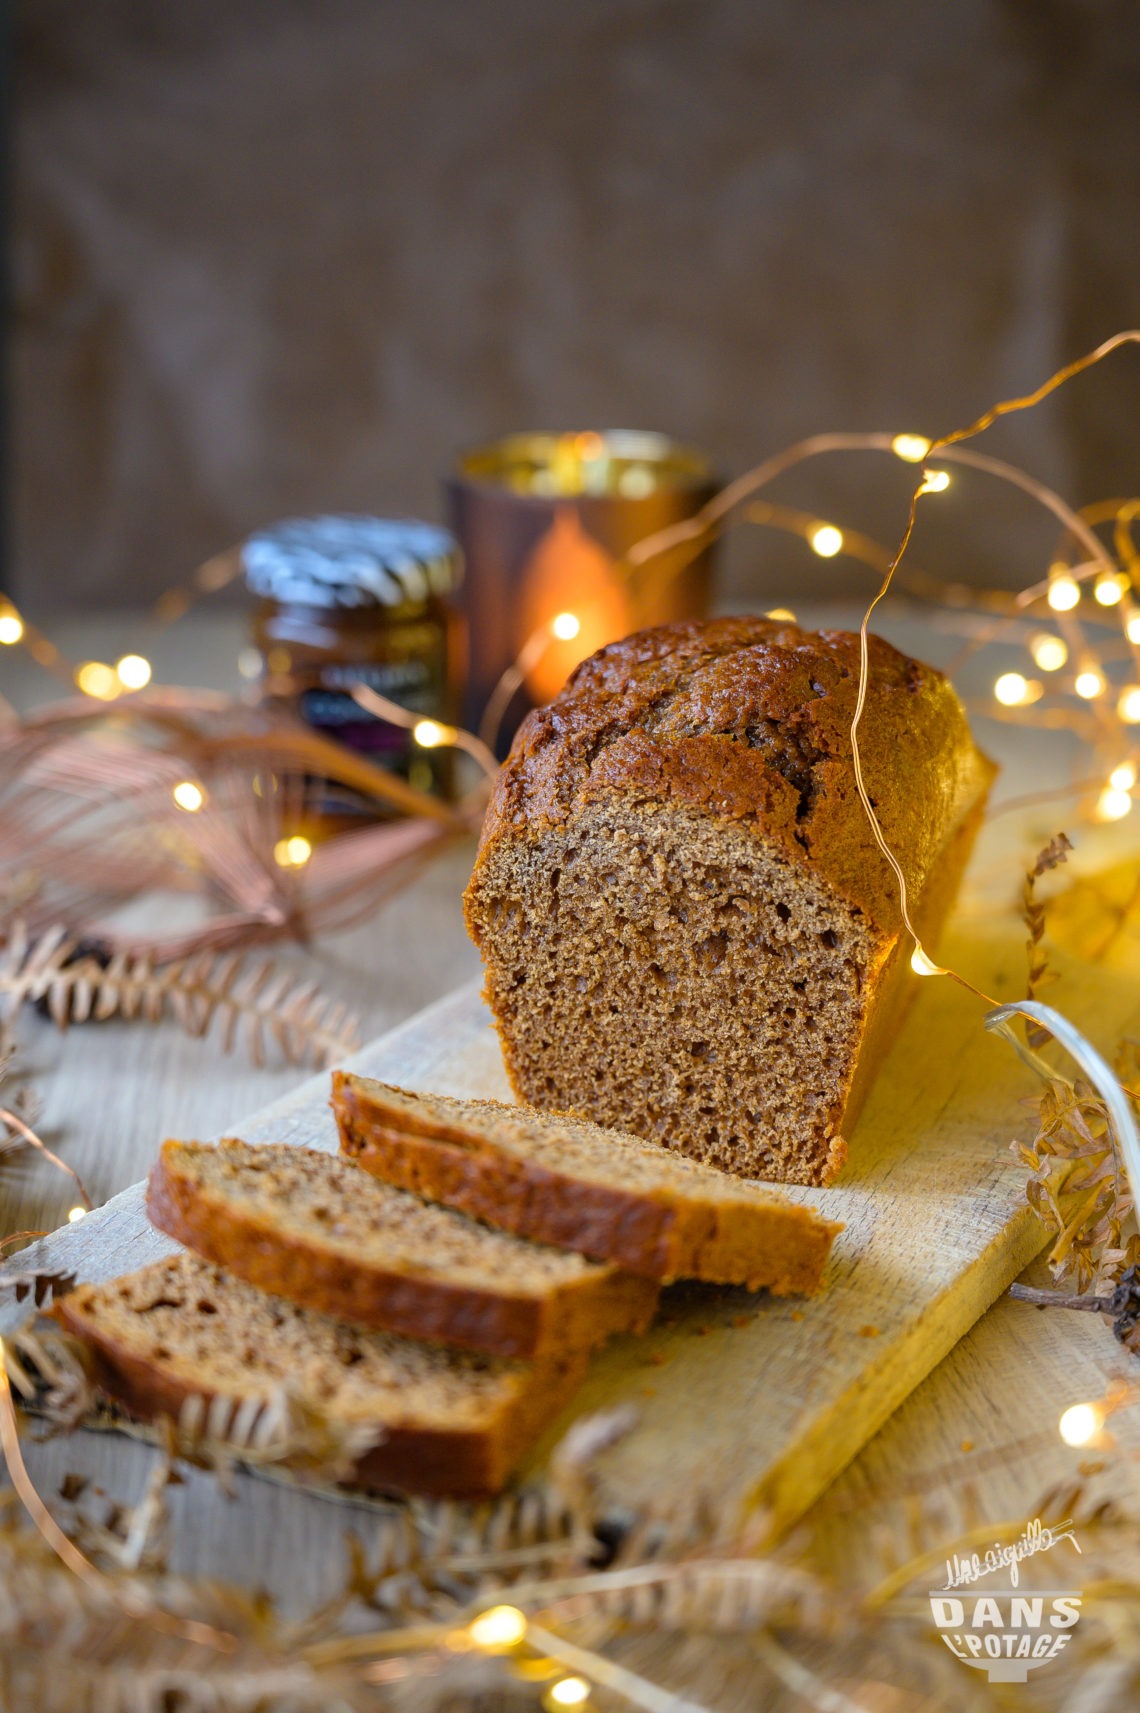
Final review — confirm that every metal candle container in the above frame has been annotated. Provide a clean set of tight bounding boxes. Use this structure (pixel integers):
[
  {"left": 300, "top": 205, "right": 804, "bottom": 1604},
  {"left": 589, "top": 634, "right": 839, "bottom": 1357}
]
[{"left": 446, "top": 431, "right": 719, "bottom": 744}]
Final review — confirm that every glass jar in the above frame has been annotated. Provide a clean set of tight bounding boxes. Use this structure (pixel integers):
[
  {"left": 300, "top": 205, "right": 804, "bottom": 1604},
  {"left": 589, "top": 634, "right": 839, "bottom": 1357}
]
[{"left": 243, "top": 515, "right": 462, "bottom": 826}]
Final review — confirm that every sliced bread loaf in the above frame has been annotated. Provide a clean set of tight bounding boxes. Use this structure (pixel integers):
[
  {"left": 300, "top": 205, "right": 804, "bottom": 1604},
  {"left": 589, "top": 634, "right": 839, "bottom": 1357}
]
[
  {"left": 332, "top": 1073, "right": 842, "bottom": 1293},
  {"left": 56, "top": 1253, "right": 586, "bottom": 1498},
  {"left": 147, "top": 1138, "right": 658, "bottom": 1361}
]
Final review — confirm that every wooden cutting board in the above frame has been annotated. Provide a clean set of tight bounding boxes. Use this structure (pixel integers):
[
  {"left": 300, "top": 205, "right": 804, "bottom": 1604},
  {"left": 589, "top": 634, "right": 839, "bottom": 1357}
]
[{"left": 5, "top": 920, "right": 1135, "bottom": 1545}]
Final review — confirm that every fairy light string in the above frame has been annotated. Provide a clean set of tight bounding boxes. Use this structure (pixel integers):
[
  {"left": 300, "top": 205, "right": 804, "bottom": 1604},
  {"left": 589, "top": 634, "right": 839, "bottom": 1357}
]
[{"left": 849, "top": 331, "right": 1140, "bottom": 986}]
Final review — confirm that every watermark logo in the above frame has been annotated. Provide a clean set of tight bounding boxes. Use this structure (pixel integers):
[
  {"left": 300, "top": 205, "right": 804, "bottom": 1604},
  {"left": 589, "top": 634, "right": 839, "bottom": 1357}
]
[{"left": 928, "top": 1519, "right": 1082, "bottom": 1684}]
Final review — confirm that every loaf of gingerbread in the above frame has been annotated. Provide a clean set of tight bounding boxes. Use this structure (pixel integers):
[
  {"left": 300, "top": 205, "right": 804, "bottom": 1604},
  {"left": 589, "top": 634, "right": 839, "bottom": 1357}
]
[{"left": 464, "top": 618, "right": 995, "bottom": 1186}]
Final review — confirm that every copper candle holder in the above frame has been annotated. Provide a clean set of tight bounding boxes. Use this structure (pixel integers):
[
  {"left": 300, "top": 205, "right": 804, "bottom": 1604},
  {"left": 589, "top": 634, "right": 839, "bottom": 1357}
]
[{"left": 446, "top": 430, "right": 719, "bottom": 745}]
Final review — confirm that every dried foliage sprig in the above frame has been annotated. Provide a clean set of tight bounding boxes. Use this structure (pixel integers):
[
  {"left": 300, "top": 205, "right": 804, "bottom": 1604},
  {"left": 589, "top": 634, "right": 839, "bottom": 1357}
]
[
  {"left": 1023, "top": 831, "right": 1074, "bottom": 1045},
  {"left": 173, "top": 1384, "right": 382, "bottom": 1491},
  {"left": 0, "top": 920, "right": 359, "bottom": 1069},
  {"left": 1014, "top": 1075, "right": 1139, "bottom": 1296},
  {"left": 0, "top": 1269, "right": 76, "bottom": 1307},
  {"left": 0, "top": 690, "right": 480, "bottom": 965}
]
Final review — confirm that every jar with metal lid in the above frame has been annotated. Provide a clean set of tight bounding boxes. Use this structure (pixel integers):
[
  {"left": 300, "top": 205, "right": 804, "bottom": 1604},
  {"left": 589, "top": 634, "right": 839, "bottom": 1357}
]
[{"left": 243, "top": 515, "right": 462, "bottom": 826}]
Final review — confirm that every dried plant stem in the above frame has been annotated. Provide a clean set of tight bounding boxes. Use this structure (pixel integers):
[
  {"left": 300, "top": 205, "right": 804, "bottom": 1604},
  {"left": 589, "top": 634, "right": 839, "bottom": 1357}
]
[
  {"left": 987, "top": 1000, "right": 1140, "bottom": 1214},
  {"left": 1008, "top": 1282, "right": 1111, "bottom": 1312},
  {"left": 526, "top": 1620, "right": 713, "bottom": 1713},
  {"left": 865, "top": 1514, "right": 1036, "bottom": 1609},
  {"left": 0, "top": 1106, "right": 93, "bottom": 1209},
  {"left": 0, "top": 1338, "right": 237, "bottom": 1653},
  {"left": 753, "top": 1634, "right": 872, "bottom": 1713}
]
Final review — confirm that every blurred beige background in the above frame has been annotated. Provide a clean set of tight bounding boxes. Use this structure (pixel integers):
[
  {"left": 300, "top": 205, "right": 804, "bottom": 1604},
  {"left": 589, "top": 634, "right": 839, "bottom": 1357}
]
[{"left": 11, "top": 0, "right": 1140, "bottom": 618}]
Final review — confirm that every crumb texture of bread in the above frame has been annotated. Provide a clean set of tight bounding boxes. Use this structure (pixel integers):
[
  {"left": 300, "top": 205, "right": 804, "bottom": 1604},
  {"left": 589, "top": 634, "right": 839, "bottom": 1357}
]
[
  {"left": 333, "top": 1072, "right": 842, "bottom": 1293},
  {"left": 464, "top": 618, "right": 996, "bottom": 1185},
  {"left": 147, "top": 1138, "right": 658, "bottom": 1359},
  {"left": 57, "top": 1253, "right": 586, "bottom": 1497}
]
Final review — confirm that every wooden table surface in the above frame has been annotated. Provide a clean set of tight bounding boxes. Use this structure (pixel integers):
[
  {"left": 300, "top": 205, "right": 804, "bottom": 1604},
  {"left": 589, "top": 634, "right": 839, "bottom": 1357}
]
[{"left": 4, "top": 606, "right": 1140, "bottom": 1633}]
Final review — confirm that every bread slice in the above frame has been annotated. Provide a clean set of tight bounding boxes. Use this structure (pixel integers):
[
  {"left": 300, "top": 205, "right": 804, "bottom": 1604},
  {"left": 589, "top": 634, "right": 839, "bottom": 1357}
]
[
  {"left": 146, "top": 1138, "right": 658, "bottom": 1361},
  {"left": 332, "top": 1073, "right": 842, "bottom": 1293},
  {"left": 57, "top": 1254, "right": 585, "bottom": 1498}
]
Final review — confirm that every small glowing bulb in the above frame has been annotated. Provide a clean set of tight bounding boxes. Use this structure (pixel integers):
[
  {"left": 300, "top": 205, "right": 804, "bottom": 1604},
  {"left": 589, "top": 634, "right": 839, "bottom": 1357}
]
[
  {"left": 468, "top": 1605, "right": 527, "bottom": 1651},
  {"left": 1128, "top": 615, "right": 1140, "bottom": 644},
  {"left": 1119, "top": 687, "right": 1140, "bottom": 724},
  {"left": 551, "top": 611, "right": 581, "bottom": 641},
  {"left": 994, "top": 672, "right": 1030, "bottom": 707},
  {"left": 1047, "top": 575, "right": 1081, "bottom": 612},
  {"left": 920, "top": 468, "right": 951, "bottom": 494},
  {"left": 274, "top": 834, "right": 312, "bottom": 868},
  {"left": 618, "top": 465, "right": 654, "bottom": 498},
  {"left": 1075, "top": 670, "right": 1105, "bottom": 700},
  {"left": 546, "top": 1679, "right": 591, "bottom": 1709},
  {"left": 172, "top": 781, "right": 206, "bottom": 812},
  {"left": 0, "top": 613, "right": 24, "bottom": 645},
  {"left": 115, "top": 653, "right": 152, "bottom": 690},
  {"left": 67, "top": 1206, "right": 87, "bottom": 1223},
  {"left": 910, "top": 945, "right": 940, "bottom": 976},
  {"left": 891, "top": 433, "right": 931, "bottom": 463},
  {"left": 76, "top": 661, "right": 119, "bottom": 700},
  {"left": 1110, "top": 762, "right": 1137, "bottom": 791},
  {"left": 1030, "top": 634, "right": 1068, "bottom": 673},
  {"left": 765, "top": 608, "right": 797, "bottom": 622},
  {"left": 1059, "top": 1402, "right": 1103, "bottom": 1447},
  {"left": 1095, "top": 573, "right": 1128, "bottom": 607},
  {"left": 413, "top": 719, "right": 452, "bottom": 749},
  {"left": 809, "top": 525, "right": 844, "bottom": 558},
  {"left": 1096, "top": 787, "right": 1133, "bottom": 823}
]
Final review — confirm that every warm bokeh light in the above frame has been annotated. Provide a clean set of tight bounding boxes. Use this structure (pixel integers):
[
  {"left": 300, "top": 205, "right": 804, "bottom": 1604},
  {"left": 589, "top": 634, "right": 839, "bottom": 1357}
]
[
  {"left": 1075, "top": 670, "right": 1105, "bottom": 699},
  {"left": 1119, "top": 687, "right": 1140, "bottom": 724},
  {"left": 274, "top": 834, "right": 313, "bottom": 868},
  {"left": 468, "top": 1605, "right": 527, "bottom": 1651},
  {"left": 413, "top": 719, "right": 451, "bottom": 749},
  {"left": 1096, "top": 786, "right": 1133, "bottom": 823},
  {"left": 1110, "top": 762, "right": 1137, "bottom": 791},
  {"left": 546, "top": 1678, "right": 591, "bottom": 1709},
  {"left": 1030, "top": 634, "right": 1068, "bottom": 672},
  {"left": 1059, "top": 1402, "right": 1103, "bottom": 1446},
  {"left": 115, "top": 653, "right": 152, "bottom": 690},
  {"left": 809, "top": 524, "right": 844, "bottom": 558},
  {"left": 1128, "top": 615, "right": 1140, "bottom": 645},
  {"left": 1047, "top": 575, "right": 1081, "bottom": 612},
  {"left": 237, "top": 647, "right": 263, "bottom": 680},
  {"left": 920, "top": 469, "right": 951, "bottom": 494},
  {"left": 76, "top": 661, "right": 119, "bottom": 700},
  {"left": 617, "top": 465, "right": 655, "bottom": 498},
  {"left": 67, "top": 1206, "right": 87, "bottom": 1223},
  {"left": 172, "top": 781, "right": 206, "bottom": 812},
  {"left": 910, "top": 946, "right": 940, "bottom": 976},
  {"left": 1094, "top": 572, "right": 1128, "bottom": 606},
  {"left": 765, "top": 607, "right": 797, "bottom": 622},
  {"left": 0, "top": 613, "right": 24, "bottom": 645},
  {"left": 994, "top": 672, "right": 1030, "bottom": 707},
  {"left": 551, "top": 611, "right": 581, "bottom": 641},
  {"left": 891, "top": 433, "right": 931, "bottom": 463}
]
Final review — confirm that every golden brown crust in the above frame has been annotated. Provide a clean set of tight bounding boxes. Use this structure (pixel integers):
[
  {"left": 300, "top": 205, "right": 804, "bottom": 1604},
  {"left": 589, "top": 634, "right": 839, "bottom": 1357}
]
[
  {"left": 146, "top": 1140, "right": 657, "bottom": 1361},
  {"left": 332, "top": 1072, "right": 842, "bottom": 1293},
  {"left": 54, "top": 1288, "right": 585, "bottom": 1500},
  {"left": 468, "top": 618, "right": 996, "bottom": 933}
]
